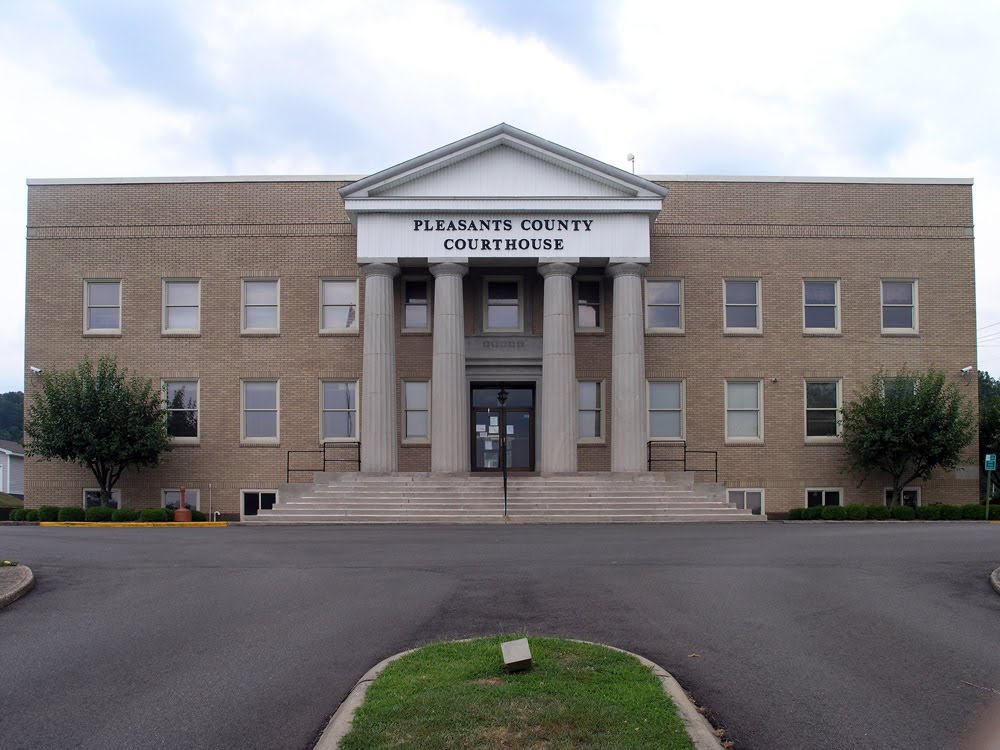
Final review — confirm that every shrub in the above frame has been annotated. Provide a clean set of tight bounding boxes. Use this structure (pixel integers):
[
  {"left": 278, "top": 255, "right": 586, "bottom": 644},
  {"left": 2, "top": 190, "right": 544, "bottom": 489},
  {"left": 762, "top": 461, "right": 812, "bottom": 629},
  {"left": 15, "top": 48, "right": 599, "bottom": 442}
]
[
  {"left": 57, "top": 506, "right": 85, "bottom": 522},
  {"left": 38, "top": 505, "right": 60, "bottom": 521},
  {"left": 190, "top": 510, "right": 207, "bottom": 522},
  {"left": 915, "top": 504, "right": 942, "bottom": 521},
  {"left": 138, "top": 508, "right": 168, "bottom": 523},
  {"left": 845, "top": 504, "right": 869, "bottom": 521},
  {"left": 111, "top": 508, "right": 138, "bottom": 522},
  {"left": 24, "top": 509, "right": 39, "bottom": 522},
  {"left": 939, "top": 504, "right": 963, "bottom": 520},
  {"left": 891, "top": 505, "right": 916, "bottom": 520},
  {"left": 868, "top": 505, "right": 891, "bottom": 520},
  {"left": 963, "top": 503, "right": 987, "bottom": 520},
  {"left": 85, "top": 506, "right": 114, "bottom": 522},
  {"left": 787, "top": 507, "right": 804, "bottom": 520},
  {"left": 163, "top": 508, "right": 175, "bottom": 522},
  {"left": 804, "top": 506, "right": 824, "bottom": 520},
  {"left": 821, "top": 505, "right": 848, "bottom": 521},
  {"left": 9, "top": 508, "right": 25, "bottom": 521}
]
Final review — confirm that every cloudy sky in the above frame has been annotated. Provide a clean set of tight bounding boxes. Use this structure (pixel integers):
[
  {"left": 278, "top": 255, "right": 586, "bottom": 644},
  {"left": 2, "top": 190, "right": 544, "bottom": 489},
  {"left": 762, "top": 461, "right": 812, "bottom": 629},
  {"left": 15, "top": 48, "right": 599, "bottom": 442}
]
[{"left": 0, "top": 0, "right": 998, "bottom": 393}]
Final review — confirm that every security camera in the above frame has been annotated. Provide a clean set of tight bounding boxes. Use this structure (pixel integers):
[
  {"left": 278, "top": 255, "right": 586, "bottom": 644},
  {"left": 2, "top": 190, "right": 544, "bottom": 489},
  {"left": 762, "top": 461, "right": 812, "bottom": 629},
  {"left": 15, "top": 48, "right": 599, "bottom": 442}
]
[
  {"left": 29, "top": 366, "right": 42, "bottom": 374},
  {"left": 961, "top": 366, "right": 973, "bottom": 374}
]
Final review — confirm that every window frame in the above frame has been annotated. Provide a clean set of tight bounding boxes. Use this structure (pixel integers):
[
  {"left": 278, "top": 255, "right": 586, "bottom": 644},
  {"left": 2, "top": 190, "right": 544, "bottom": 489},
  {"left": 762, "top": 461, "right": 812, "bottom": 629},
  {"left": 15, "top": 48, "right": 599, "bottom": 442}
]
[
  {"left": 82, "top": 488, "right": 122, "bottom": 509},
  {"left": 880, "top": 279, "right": 919, "bottom": 334},
  {"left": 723, "top": 278, "right": 762, "bottom": 334},
  {"left": 728, "top": 488, "right": 765, "bottom": 516},
  {"left": 162, "top": 278, "right": 201, "bottom": 335},
  {"left": 645, "top": 279, "right": 685, "bottom": 333},
  {"left": 805, "top": 488, "right": 843, "bottom": 507},
  {"left": 574, "top": 277, "right": 605, "bottom": 332},
  {"left": 162, "top": 379, "right": 200, "bottom": 445},
  {"left": 401, "top": 278, "right": 432, "bottom": 333},
  {"left": 647, "top": 379, "right": 686, "bottom": 441},
  {"left": 802, "top": 278, "right": 840, "bottom": 334},
  {"left": 319, "top": 278, "right": 360, "bottom": 334},
  {"left": 884, "top": 487, "right": 922, "bottom": 507},
  {"left": 241, "top": 278, "right": 280, "bottom": 334},
  {"left": 241, "top": 489, "right": 278, "bottom": 520},
  {"left": 161, "top": 488, "right": 200, "bottom": 511},
  {"left": 320, "top": 379, "right": 360, "bottom": 444},
  {"left": 241, "top": 379, "right": 280, "bottom": 445},
  {"left": 84, "top": 279, "right": 122, "bottom": 335},
  {"left": 725, "top": 379, "right": 764, "bottom": 443},
  {"left": 402, "top": 379, "right": 431, "bottom": 444},
  {"left": 577, "top": 379, "right": 606, "bottom": 444},
  {"left": 482, "top": 276, "right": 525, "bottom": 333},
  {"left": 804, "top": 379, "right": 842, "bottom": 442}
]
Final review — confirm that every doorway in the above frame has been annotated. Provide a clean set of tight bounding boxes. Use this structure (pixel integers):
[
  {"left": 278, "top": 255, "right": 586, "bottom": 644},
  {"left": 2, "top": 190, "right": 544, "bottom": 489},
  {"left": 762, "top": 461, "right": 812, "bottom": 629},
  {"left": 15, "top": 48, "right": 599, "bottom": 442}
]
[{"left": 470, "top": 383, "right": 535, "bottom": 472}]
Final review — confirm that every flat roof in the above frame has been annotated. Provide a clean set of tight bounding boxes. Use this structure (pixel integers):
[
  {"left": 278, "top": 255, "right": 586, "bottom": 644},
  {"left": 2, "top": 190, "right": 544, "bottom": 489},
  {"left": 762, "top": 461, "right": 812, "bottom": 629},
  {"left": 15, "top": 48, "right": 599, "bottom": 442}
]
[{"left": 26, "top": 174, "right": 973, "bottom": 186}]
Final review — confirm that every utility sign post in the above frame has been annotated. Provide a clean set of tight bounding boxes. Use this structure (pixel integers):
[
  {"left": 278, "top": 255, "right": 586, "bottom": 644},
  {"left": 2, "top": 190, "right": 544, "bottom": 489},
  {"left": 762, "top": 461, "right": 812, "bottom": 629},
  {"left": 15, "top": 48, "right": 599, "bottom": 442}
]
[{"left": 986, "top": 454, "right": 996, "bottom": 520}]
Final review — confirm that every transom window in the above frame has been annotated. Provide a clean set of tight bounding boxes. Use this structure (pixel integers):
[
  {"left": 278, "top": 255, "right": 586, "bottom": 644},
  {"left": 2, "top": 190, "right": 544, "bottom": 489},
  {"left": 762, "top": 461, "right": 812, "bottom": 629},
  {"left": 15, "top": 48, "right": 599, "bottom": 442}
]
[
  {"left": 881, "top": 280, "right": 917, "bottom": 332},
  {"left": 403, "top": 381, "right": 429, "bottom": 440},
  {"left": 484, "top": 278, "right": 523, "bottom": 332},
  {"left": 243, "top": 279, "right": 279, "bottom": 332},
  {"left": 163, "top": 280, "right": 200, "bottom": 333},
  {"left": 805, "top": 380, "right": 841, "bottom": 438},
  {"left": 403, "top": 280, "right": 430, "bottom": 331},
  {"left": 322, "top": 381, "right": 358, "bottom": 441},
  {"left": 728, "top": 489, "right": 764, "bottom": 516},
  {"left": 646, "top": 280, "right": 683, "bottom": 331},
  {"left": 321, "top": 280, "right": 358, "bottom": 332},
  {"left": 726, "top": 380, "right": 762, "bottom": 440},
  {"left": 806, "top": 488, "right": 842, "bottom": 507},
  {"left": 164, "top": 381, "right": 199, "bottom": 440},
  {"left": 803, "top": 280, "right": 839, "bottom": 332},
  {"left": 578, "top": 380, "right": 603, "bottom": 440},
  {"left": 85, "top": 280, "right": 121, "bottom": 333},
  {"left": 242, "top": 380, "right": 279, "bottom": 441},
  {"left": 648, "top": 381, "right": 684, "bottom": 439},
  {"left": 575, "top": 279, "right": 603, "bottom": 330},
  {"left": 162, "top": 488, "right": 200, "bottom": 511},
  {"left": 724, "top": 279, "right": 761, "bottom": 332}
]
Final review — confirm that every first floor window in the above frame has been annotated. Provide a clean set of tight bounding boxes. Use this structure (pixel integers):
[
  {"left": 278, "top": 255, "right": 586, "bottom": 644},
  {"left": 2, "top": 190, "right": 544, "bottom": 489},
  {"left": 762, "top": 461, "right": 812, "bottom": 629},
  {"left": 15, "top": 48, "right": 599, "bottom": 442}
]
[
  {"left": 646, "top": 280, "right": 683, "bottom": 331},
  {"left": 403, "top": 280, "right": 430, "bottom": 330},
  {"left": 726, "top": 380, "right": 762, "bottom": 440},
  {"left": 243, "top": 279, "right": 279, "bottom": 332},
  {"left": 728, "top": 489, "right": 764, "bottom": 516},
  {"left": 243, "top": 380, "right": 279, "bottom": 440},
  {"left": 806, "top": 489, "right": 842, "bottom": 507},
  {"left": 164, "top": 381, "right": 199, "bottom": 440},
  {"left": 163, "top": 279, "right": 200, "bottom": 333},
  {"left": 649, "top": 381, "right": 683, "bottom": 439},
  {"left": 805, "top": 380, "right": 840, "bottom": 438},
  {"left": 83, "top": 489, "right": 121, "bottom": 509},
  {"left": 322, "top": 381, "right": 357, "bottom": 440},
  {"left": 403, "top": 381, "right": 429, "bottom": 439},
  {"left": 322, "top": 279, "right": 358, "bottom": 331},
  {"left": 578, "top": 380, "right": 603, "bottom": 439},
  {"left": 242, "top": 490, "right": 277, "bottom": 518},
  {"left": 85, "top": 280, "right": 121, "bottom": 332},
  {"left": 881, "top": 279, "right": 917, "bottom": 332},
  {"left": 724, "top": 279, "right": 760, "bottom": 332},
  {"left": 885, "top": 488, "right": 921, "bottom": 507},
  {"left": 162, "top": 489, "right": 200, "bottom": 511}
]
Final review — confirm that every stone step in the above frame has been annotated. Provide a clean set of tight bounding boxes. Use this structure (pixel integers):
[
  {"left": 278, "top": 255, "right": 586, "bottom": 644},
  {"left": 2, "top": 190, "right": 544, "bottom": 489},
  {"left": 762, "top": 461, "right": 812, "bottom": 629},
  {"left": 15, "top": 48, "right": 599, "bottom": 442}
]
[{"left": 243, "top": 513, "right": 760, "bottom": 524}]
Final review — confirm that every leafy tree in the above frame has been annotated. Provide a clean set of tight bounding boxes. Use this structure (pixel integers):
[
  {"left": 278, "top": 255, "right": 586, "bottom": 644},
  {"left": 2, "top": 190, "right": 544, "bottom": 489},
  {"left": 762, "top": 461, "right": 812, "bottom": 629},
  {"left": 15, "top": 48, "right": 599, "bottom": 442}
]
[
  {"left": 0, "top": 391, "right": 23, "bottom": 443},
  {"left": 841, "top": 367, "right": 975, "bottom": 506},
  {"left": 979, "top": 370, "right": 1000, "bottom": 500},
  {"left": 23, "top": 356, "right": 170, "bottom": 506}
]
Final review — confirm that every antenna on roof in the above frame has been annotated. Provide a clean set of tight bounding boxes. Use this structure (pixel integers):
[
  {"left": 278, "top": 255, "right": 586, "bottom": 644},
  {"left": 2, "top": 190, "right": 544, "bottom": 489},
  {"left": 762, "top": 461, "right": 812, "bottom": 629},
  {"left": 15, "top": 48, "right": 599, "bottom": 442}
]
[{"left": 626, "top": 153, "right": 635, "bottom": 174}]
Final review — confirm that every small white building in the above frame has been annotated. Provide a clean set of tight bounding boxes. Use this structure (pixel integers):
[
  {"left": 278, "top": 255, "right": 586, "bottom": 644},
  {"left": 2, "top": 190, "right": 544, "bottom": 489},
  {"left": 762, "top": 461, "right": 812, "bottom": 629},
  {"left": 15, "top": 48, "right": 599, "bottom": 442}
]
[{"left": 0, "top": 440, "right": 24, "bottom": 498}]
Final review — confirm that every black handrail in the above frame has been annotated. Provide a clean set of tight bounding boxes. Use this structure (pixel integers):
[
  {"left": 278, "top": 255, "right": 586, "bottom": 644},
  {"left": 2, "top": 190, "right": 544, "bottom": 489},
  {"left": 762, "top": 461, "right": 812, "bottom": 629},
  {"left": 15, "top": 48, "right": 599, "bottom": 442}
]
[
  {"left": 286, "top": 442, "right": 361, "bottom": 482},
  {"left": 646, "top": 440, "right": 719, "bottom": 483}
]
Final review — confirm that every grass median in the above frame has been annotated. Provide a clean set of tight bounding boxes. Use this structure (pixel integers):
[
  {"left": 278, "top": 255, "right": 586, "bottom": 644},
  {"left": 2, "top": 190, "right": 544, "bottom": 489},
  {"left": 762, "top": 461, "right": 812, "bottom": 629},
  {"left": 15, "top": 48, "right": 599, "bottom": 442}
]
[{"left": 340, "top": 635, "right": 695, "bottom": 750}]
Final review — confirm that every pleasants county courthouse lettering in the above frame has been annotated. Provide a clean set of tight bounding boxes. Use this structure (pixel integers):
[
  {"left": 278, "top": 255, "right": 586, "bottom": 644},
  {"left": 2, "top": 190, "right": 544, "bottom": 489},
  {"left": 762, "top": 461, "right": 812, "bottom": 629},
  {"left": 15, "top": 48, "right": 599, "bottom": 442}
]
[{"left": 22, "top": 124, "right": 979, "bottom": 521}]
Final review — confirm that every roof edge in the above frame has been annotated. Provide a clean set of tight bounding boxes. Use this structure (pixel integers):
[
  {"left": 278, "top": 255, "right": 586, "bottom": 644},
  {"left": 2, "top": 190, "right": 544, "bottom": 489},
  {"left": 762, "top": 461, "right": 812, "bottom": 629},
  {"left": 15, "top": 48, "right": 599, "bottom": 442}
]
[
  {"left": 27, "top": 175, "right": 364, "bottom": 186},
  {"left": 646, "top": 175, "right": 973, "bottom": 185}
]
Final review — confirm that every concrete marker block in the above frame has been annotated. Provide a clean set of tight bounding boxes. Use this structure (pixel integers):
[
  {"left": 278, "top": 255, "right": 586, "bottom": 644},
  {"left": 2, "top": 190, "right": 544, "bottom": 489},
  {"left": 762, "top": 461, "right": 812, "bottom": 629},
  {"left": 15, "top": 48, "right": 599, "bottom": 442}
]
[{"left": 501, "top": 637, "right": 532, "bottom": 672}]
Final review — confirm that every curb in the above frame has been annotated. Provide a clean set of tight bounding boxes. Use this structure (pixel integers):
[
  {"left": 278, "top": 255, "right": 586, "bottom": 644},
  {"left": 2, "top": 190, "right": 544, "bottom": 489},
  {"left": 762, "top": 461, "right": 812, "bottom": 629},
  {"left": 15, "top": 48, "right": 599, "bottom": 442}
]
[
  {"left": 313, "top": 640, "right": 723, "bottom": 750},
  {"left": 38, "top": 522, "right": 228, "bottom": 528},
  {"left": 0, "top": 565, "right": 35, "bottom": 609},
  {"left": 991, "top": 567, "right": 1000, "bottom": 596}
]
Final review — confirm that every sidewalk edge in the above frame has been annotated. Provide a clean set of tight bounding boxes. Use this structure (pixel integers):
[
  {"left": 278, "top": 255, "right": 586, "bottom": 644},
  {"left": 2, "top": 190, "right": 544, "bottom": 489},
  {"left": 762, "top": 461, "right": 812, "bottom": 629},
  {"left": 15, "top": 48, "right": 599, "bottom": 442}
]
[{"left": 0, "top": 565, "right": 35, "bottom": 609}]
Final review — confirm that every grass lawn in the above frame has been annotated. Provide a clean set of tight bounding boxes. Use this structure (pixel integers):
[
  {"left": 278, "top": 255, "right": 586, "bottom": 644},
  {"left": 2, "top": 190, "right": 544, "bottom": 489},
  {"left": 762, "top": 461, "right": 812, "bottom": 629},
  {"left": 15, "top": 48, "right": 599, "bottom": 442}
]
[
  {"left": 0, "top": 493, "right": 23, "bottom": 509},
  {"left": 340, "top": 636, "right": 695, "bottom": 750}
]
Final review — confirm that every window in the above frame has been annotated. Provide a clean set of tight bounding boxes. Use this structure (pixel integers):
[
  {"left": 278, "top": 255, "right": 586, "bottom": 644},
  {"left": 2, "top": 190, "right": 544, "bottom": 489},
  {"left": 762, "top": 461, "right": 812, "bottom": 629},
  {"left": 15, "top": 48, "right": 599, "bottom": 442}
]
[
  {"left": 649, "top": 381, "right": 684, "bottom": 439},
  {"left": 724, "top": 279, "right": 760, "bottom": 332},
  {"left": 806, "top": 488, "right": 842, "bottom": 507},
  {"left": 484, "top": 278, "right": 523, "bottom": 332},
  {"left": 163, "top": 280, "right": 200, "bottom": 333},
  {"left": 164, "top": 381, "right": 199, "bottom": 441},
  {"left": 162, "top": 488, "right": 200, "bottom": 511},
  {"left": 403, "top": 380, "right": 429, "bottom": 440},
  {"left": 646, "top": 280, "right": 683, "bottom": 331},
  {"left": 242, "top": 490, "right": 277, "bottom": 518},
  {"left": 729, "top": 489, "right": 764, "bottom": 516},
  {"left": 575, "top": 278, "right": 603, "bottom": 330},
  {"left": 322, "top": 381, "right": 358, "bottom": 441},
  {"left": 803, "top": 280, "right": 839, "bottom": 332},
  {"left": 85, "top": 280, "right": 121, "bottom": 333},
  {"left": 242, "top": 380, "right": 279, "bottom": 442},
  {"left": 321, "top": 279, "right": 358, "bottom": 332},
  {"left": 402, "top": 279, "right": 430, "bottom": 331},
  {"left": 884, "top": 376, "right": 918, "bottom": 397},
  {"left": 881, "top": 280, "right": 917, "bottom": 332},
  {"left": 884, "top": 487, "right": 921, "bottom": 507},
  {"left": 726, "top": 380, "right": 762, "bottom": 440},
  {"left": 243, "top": 279, "right": 279, "bottom": 333},
  {"left": 805, "top": 380, "right": 841, "bottom": 439},
  {"left": 83, "top": 489, "right": 121, "bottom": 509},
  {"left": 578, "top": 380, "right": 604, "bottom": 441}
]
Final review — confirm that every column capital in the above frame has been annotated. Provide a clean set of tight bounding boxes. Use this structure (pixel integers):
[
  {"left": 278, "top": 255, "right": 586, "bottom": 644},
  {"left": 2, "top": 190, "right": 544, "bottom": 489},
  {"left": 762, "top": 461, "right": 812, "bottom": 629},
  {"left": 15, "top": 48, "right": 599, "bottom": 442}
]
[
  {"left": 361, "top": 262, "right": 401, "bottom": 279},
  {"left": 538, "top": 262, "right": 577, "bottom": 279},
  {"left": 606, "top": 262, "right": 648, "bottom": 279},
  {"left": 429, "top": 262, "right": 469, "bottom": 279}
]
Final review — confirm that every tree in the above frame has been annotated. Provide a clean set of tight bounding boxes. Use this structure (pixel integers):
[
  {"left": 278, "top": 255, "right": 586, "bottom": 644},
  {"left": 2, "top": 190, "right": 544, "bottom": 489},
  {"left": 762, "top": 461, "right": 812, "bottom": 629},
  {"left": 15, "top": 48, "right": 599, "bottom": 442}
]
[
  {"left": 23, "top": 356, "right": 171, "bottom": 506},
  {"left": 841, "top": 367, "right": 975, "bottom": 506},
  {"left": 979, "top": 370, "right": 1000, "bottom": 501},
  {"left": 0, "top": 391, "right": 23, "bottom": 443}
]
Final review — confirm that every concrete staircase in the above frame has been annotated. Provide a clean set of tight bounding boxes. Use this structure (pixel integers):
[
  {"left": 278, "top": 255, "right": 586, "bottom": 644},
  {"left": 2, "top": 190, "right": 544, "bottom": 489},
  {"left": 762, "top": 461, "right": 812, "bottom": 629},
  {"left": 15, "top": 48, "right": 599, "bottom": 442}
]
[{"left": 241, "top": 471, "right": 763, "bottom": 524}]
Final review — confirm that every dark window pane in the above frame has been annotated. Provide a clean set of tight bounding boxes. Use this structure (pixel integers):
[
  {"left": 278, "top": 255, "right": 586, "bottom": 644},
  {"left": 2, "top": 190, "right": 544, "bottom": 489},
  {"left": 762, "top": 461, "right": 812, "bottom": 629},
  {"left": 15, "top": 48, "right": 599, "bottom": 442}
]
[
  {"left": 648, "top": 305, "right": 680, "bottom": 329},
  {"left": 804, "top": 281, "right": 836, "bottom": 305},
  {"left": 806, "top": 382, "right": 838, "bottom": 409},
  {"left": 746, "top": 491, "right": 763, "bottom": 515},
  {"left": 807, "top": 491, "right": 823, "bottom": 508},
  {"left": 404, "top": 281, "right": 428, "bottom": 304},
  {"left": 488, "top": 281, "right": 519, "bottom": 303},
  {"left": 168, "top": 410, "right": 198, "bottom": 438},
  {"left": 725, "top": 280, "right": 757, "bottom": 304},
  {"left": 577, "top": 280, "right": 601, "bottom": 305},
  {"left": 260, "top": 493, "right": 276, "bottom": 511},
  {"left": 806, "top": 410, "right": 838, "bottom": 437},
  {"left": 824, "top": 491, "right": 841, "bottom": 506},
  {"left": 726, "top": 305, "right": 757, "bottom": 329},
  {"left": 883, "top": 306, "right": 913, "bottom": 329},
  {"left": 804, "top": 306, "right": 836, "bottom": 329},
  {"left": 166, "top": 382, "right": 197, "bottom": 408}
]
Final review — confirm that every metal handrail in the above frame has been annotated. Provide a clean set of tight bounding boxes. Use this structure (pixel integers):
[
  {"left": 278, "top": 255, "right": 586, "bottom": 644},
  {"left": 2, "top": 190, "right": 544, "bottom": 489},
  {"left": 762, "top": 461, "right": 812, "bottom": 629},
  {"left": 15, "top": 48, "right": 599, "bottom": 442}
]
[
  {"left": 286, "top": 442, "right": 361, "bottom": 482},
  {"left": 646, "top": 440, "right": 719, "bottom": 483}
]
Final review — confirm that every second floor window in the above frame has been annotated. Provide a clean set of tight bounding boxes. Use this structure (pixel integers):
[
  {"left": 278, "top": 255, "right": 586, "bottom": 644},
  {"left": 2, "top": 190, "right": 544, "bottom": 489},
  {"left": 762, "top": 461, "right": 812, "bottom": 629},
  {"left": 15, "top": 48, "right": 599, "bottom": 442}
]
[
  {"left": 163, "top": 280, "right": 200, "bottom": 333},
  {"left": 403, "top": 280, "right": 430, "bottom": 331},
  {"left": 484, "top": 278, "right": 522, "bottom": 332},
  {"left": 724, "top": 279, "right": 760, "bottom": 333},
  {"left": 803, "top": 280, "right": 838, "bottom": 332},
  {"left": 243, "top": 279, "right": 279, "bottom": 333},
  {"left": 321, "top": 280, "right": 358, "bottom": 332},
  {"left": 85, "top": 280, "right": 121, "bottom": 333}
]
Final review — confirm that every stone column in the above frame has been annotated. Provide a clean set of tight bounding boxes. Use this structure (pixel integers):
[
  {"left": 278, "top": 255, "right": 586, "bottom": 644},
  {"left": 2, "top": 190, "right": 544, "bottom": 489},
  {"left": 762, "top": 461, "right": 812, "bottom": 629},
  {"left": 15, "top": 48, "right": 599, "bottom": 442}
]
[
  {"left": 430, "top": 263, "right": 470, "bottom": 473},
  {"left": 360, "top": 262, "right": 400, "bottom": 473},
  {"left": 538, "top": 262, "right": 578, "bottom": 474},
  {"left": 608, "top": 262, "right": 648, "bottom": 472}
]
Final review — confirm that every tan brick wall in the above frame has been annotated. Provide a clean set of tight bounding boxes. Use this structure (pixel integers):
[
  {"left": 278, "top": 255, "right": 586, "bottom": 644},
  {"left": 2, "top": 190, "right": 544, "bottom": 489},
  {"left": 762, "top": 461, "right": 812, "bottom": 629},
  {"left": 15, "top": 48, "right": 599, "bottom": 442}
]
[{"left": 24, "top": 178, "right": 977, "bottom": 515}]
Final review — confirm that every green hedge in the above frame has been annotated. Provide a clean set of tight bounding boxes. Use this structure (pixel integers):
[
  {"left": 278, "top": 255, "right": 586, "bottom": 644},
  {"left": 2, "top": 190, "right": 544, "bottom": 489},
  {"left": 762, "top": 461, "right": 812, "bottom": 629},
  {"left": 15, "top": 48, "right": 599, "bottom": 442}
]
[
  {"left": 57, "top": 506, "right": 86, "bottom": 522},
  {"left": 890, "top": 505, "right": 916, "bottom": 520},
  {"left": 939, "top": 504, "right": 963, "bottom": 520},
  {"left": 191, "top": 510, "right": 207, "bottom": 522},
  {"left": 821, "top": 505, "right": 848, "bottom": 521},
  {"left": 24, "top": 509, "right": 39, "bottom": 522},
  {"left": 868, "top": 505, "right": 891, "bottom": 520},
  {"left": 163, "top": 508, "right": 175, "bottom": 522},
  {"left": 845, "top": 504, "right": 868, "bottom": 520},
  {"left": 915, "top": 504, "right": 941, "bottom": 521},
  {"left": 788, "top": 507, "right": 804, "bottom": 520},
  {"left": 85, "top": 506, "right": 114, "bottom": 522},
  {"left": 963, "top": 503, "right": 988, "bottom": 519},
  {"left": 138, "top": 508, "right": 168, "bottom": 523},
  {"left": 38, "top": 505, "right": 60, "bottom": 521},
  {"left": 804, "top": 506, "right": 824, "bottom": 520},
  {"left": 111, "top": 508, "right": 138, "bottom": 522},
  {"left": 9, "top": 508, "right": 25, "bottom": 521}
]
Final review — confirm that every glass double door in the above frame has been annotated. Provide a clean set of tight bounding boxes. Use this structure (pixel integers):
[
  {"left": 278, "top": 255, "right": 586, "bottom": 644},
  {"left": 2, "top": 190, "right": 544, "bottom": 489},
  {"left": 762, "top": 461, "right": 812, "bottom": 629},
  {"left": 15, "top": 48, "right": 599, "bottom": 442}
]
[{"left": 471, "top": 385, "right": 535, "bottom": 472}]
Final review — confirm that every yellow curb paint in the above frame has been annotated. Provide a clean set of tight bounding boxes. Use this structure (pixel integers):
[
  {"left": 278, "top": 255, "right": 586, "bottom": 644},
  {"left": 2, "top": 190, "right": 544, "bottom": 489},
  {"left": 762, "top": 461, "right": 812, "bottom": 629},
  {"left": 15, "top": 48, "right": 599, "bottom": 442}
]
[{"left": 39, "top": 522, "right": 228, "bottom": 528}]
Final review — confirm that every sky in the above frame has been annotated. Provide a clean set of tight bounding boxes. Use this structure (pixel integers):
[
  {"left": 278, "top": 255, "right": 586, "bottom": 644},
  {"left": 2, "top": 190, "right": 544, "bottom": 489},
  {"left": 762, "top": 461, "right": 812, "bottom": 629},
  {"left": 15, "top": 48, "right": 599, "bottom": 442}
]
[{"left": 0, "top": 0, "right": 998, "bottom": 393}]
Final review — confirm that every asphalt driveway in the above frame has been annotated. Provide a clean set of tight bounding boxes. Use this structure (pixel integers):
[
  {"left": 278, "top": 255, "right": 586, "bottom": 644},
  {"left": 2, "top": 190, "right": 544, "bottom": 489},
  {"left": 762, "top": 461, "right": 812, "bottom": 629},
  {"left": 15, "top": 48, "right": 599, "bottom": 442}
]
[{"left": 1, "top": 523, "right": 998, "bottom": 750}]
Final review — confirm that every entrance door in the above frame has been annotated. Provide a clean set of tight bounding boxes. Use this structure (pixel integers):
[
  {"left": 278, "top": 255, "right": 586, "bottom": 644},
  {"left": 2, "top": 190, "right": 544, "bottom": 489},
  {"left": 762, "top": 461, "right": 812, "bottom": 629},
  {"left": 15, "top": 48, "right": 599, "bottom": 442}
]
[{"left": 471, "top": 385, "right": 535, "bottom": 472}]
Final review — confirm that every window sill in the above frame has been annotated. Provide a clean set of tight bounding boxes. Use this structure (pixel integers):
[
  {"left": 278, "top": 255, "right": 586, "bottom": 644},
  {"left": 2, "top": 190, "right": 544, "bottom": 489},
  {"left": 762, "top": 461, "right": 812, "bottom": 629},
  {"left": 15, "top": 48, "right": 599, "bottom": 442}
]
[
  {"left": 645, "top": 329, "right": 685, "bottom": 336},
  {"left": 880, "top": 331, "right": 920, "bottom": 338},
  {"left": 575, "top": 328, "right": 606, "bottom": 335},
  {"left": 241, "top": 331, "right": 280, "bottom": 338},
  {"left": 320, "top": 329, "right": 360, "bottom": 337},
  {"left": 161, "top": 332, "right": 201, "bottom": 338},
  {"left": 401, "top": 330, "right": 432, "bottom": 336},
  {"left": 804, "top": 437, "right": 843, "bottom": 445},
  {"left": 577, "top": 438, "right": 606, "bottom": 446},
  {"left": 803, "top": 331, "right": 842, "bottom": 337},
  {"left": 169, "top": 439, "right": 201, "bottom": 447},
  {"left": 321, "top": 438, "right": 360, "bottom": 444},
  {"left": 725, "top": 439, "right": 764, "bottom": 446},
  {"left": 723, "top": 331, "right": 763, "bottom": 337},
  {"left": 83, "top": 331, "right": 122, "bottom": 337},
  {"left": 241, "top": 439, "right": 280, "bottom": 447},
  {"left": 402, "top": 439, "right": 431, "bottom": 446}
]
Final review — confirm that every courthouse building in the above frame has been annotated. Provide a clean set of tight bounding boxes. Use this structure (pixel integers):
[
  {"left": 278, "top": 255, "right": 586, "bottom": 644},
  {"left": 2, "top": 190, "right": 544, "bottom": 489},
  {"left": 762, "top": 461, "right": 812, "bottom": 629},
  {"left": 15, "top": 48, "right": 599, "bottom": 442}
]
[{"left": 23, "top": 124, "right": 979, "bottom": 519}]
